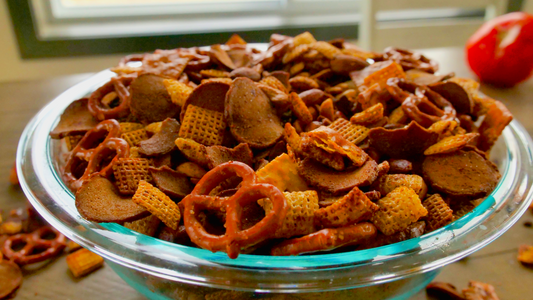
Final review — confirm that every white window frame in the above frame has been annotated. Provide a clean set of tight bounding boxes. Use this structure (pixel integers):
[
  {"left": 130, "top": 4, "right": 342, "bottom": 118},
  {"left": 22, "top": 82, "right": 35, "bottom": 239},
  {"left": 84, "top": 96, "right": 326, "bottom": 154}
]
[{"left": 30, "top": 0, "right": 361, "bottom": 40}]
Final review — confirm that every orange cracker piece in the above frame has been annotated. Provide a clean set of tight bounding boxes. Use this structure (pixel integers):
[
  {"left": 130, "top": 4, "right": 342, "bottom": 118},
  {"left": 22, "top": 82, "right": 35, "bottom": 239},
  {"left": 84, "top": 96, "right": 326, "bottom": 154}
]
[
  {"left": 428, "top": 120, "right": 458, "bottom": 137},
  {"left": 300, "top": 134, "right": 345, "bottom": 171},
  {"left": 121, "top": 128, "right": 149, "bottom": 147},
  {"left": 66, "top": 248, "right": 104, "bottom": 278},
  {"left": 124, "top": 214, "right": 161, "bottom": 236},
  {"left": 293, "top": 31, "right": 317, "bottom": 47},
  {"left": 260, "top": 190, "right": 319, "bottom": 238},
  {"left": 176, "top": 162, "right": 207, "bottom": 179},
  {"left": 350, "top": 103, "right": 384, "bottom": 125},
  {"left": 133, "top": 181, "right": 181, "bottom": 230},
  {"left": 145, "top": 121, "right": 163, "bottom": 135},
  {"left": 226, "top": 33, "right": 247, "bottom": 45},
  {"left": 305, "top": 126, "right": 368, "bottom": 167},
  {"left": 518, "top": 245, "right": 533, "bottom": 265},
  {"left": 388, "top": 106, "right": 409, "bottom": 125},
  {"left": 200, "top": 69, "right": 231, "bottom": 78},
  {"left": 256, "top": 153, "right": 309, "bottom": 192},
  {"left": 423, "top": 194, "right": 453, "bottom": 231},
  {"left": 424, "top": 133, "right": 479, "bottom": 155},
  {"left": 371, "top": 174, "right": 427, "bottom": 199},
  {"left": 178, "top": 104, "right": 226, "bottom": 146},
  {"left": 328, "top": 118, "right": 370, "bottom": 145},
  {"left": 175, "top": 138, "right": 209, "bottom": 168},
  {"left": 314, "top": 186, "right": 379, "bottom": 228},
  {"left": 290, "top": 61, "right": 305, "bottom": 76},
  {"left": 113, "top": 158, "right": 153, "bottom": 194},
  {"left": 163, "top": 78, "right": 193, "bottom": 107},
  {"left": 289, "top": 76, "right": 320, "bottom": 92},
  {"left": 289, "top": 92, "right": 313, "bottom": 124},
  {"left": 283, "top": 123, "right": 302, "bottom": 154},
  {"left": 260, "top": 76, "right": 288, "bottom": 93},
  {"left": 201, "top": 78, "right": 234, "bottom": 85},
  {"left": 363, "top": 61, "right": 405, "bottom": 89},
  {"left": 65, "top": 135, "right": 83, "bottom": 151},
  {"left": 119, "top": 122, "right": 144, "bottom": 134},
  {"left": 310, "top": 41, "right": 341, "bottom": 59},
  {"left": 282, "top": 44, "right": 310, "bottom": 64},
  {"left": 477, "top": 100, "right": 513, "bottom": 152},
  {"left": 462, "top": 281, "right": 500, "bottom": 300},
  {"left": 371, "top": 186, "right": 428, "bottom": 235}
]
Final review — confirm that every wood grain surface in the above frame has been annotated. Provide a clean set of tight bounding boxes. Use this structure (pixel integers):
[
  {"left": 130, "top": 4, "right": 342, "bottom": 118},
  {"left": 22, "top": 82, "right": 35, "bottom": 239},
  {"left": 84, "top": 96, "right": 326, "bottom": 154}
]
[{"left": 0, "top": 48, "right": 532, "bottom": 299}]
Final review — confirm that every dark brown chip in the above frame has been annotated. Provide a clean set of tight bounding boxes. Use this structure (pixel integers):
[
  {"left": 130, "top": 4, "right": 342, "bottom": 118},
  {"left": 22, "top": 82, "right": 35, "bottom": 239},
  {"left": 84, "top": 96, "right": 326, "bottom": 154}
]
[
  {"left": 426, "top": 282, "right": 465, "bottom": 300},
  {"left": 130, "top": 74, "right": 181, "bottom": 124},
  {"left": 205, "top": 143, "right": 254, "bottom": 169},
  {"left": 368, "top": 121, "right": 439, "bottom": 159},
  {"left": 149, "top": 166, "right": 192, "bottom": 199},
  {"left": 210, "top": 44, "right": 236, "bottom": 70},
  {"left": 180, "top": 81, "right": 230, "bottom": 122},
  {"left": 0, "top": 260, "right": 23, "bottom": 298},
  {"left": 229, "top": 67, "right": 261, "bottom": 81},
  {"left": 429, "top": 81, "right": 474, "bottom": 114},
  {"left": 405, "top": 69, "right": 454, "bottom": 86},
  {"left": 75, "top": 176, "right": 149, "bottom": 223},
  {"left": 330, "top": 54, "right": 369, "bottom": 75},
  {"left": 138, "top": 118, "right": 180, "bottom": 156},
  {"left": 422, "top": 150, "right": 500, "bottom": 197},
  {"left": 225, "top": 77, "right": 284, "bottom": 149},
  {"left": 50, "top": 98, "right": 99, "bottom": 139},
  {"left": 297, "top": 158, "right": 378, "bottom": 195}
]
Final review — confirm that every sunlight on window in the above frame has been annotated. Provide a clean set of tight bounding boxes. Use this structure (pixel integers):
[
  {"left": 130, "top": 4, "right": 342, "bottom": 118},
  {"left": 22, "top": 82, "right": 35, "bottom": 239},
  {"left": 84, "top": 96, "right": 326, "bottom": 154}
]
[{"left": 60, "top": 0, "right": 275, "bottom": 7}]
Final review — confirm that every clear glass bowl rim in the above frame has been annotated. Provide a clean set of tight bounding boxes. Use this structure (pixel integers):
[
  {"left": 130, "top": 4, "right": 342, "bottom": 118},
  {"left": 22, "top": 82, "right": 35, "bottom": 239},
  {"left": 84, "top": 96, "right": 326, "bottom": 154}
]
[{"left": 16, "top": 67, "right": 533, "bottom": 292}]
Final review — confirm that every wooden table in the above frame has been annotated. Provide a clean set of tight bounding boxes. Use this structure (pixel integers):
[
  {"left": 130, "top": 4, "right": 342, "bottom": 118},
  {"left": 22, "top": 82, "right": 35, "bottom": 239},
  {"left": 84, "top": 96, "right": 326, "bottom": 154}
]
[{"left": 0, "top": 47, "right": 532, "bottom": 300}]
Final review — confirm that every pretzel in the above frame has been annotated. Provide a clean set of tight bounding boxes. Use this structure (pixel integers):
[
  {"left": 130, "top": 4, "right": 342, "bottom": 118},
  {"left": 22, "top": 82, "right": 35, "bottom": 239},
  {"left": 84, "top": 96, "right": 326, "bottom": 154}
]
[
  {"left": 88, "top": 75, "right": 135, "bottom": 121},
  {"left": 182, "top": 161, "right": 288, "bottom": 258},
  {"left": 383, "top": 47, "right": 438, "bottom": 74},
  {"left": 314, "top": 187, "right": 378, "bottom": 228},
  {"left": 371, "top": 186, "right": 427, "bottom": 235},
  {"left": 2, "top": 226, "right": 66, "bottom": 265},
  {"left": 270, "top": 222, "right": 377, "bottom": 256},
  {"left": 63, "top": 120, "right": 129, "bottom": 191},
  {"left": 179, "top": 104, "right": 226, "bottom": 146}
]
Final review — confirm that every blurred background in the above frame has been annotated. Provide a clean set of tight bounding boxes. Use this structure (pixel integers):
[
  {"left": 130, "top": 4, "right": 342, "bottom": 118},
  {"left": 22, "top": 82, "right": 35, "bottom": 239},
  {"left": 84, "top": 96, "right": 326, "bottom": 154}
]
[{"left": 0, "top": 0, "right": 530, "bottom": 83}]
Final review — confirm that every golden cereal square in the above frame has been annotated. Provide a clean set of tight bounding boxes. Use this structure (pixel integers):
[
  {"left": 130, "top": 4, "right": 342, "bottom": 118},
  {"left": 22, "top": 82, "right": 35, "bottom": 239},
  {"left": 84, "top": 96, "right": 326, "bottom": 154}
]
[
  {"left": 112, "top": 158, "right": 153, "bottom": 195},
  {"left": 178, "top": 105, "right": 226, "bottom": 146},
  {"left": 371, "top": 186, "right": 427, "bottom": 235},
  {"left": 132, "top": 181, "right": 181, "bottom": 230},
  {"left": 121, "top": 128, "right": 149, "bottom": 147},
  {"left": 328, "top": 118, "right": 370, "bottom": 145}
]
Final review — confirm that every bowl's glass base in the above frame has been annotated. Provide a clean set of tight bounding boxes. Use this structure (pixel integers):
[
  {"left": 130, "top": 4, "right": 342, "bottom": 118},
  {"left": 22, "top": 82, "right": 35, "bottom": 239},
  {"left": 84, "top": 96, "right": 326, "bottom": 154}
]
[{"left": 108, "top": 260, "right": 438, "bottom": 300}]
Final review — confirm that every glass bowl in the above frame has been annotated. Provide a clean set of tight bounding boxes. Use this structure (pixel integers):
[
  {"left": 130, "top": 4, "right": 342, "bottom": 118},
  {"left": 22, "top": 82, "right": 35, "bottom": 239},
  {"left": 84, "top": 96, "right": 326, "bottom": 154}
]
[{"left": 17, "top": 69, "right": 533, "bottom": 300}]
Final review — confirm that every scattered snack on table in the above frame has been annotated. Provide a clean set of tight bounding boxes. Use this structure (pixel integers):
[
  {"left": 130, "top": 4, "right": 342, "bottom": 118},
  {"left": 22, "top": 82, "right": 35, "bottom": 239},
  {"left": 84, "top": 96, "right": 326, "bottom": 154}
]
[
  {"left": 49, "top": 32, "right": 513, "bottom": 258},
  {"left": 426, "top": 280, "right": 500, "bottom": 300},
  {"left": 518, "top": 245, "right": 533, "bottom": 265},
  {"left": 66, "top": 248, "right": 105, "bottom": 278},
  {"left": 9, "top": 163, "right": 18, "bottom": 186},
  {"left": 0, "top": 260, "right": 23, "bottom": 299}
]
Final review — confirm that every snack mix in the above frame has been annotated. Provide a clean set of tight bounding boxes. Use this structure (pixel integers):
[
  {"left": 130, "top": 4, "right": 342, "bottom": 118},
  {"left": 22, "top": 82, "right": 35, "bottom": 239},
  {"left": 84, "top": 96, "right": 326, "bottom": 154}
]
[{"left": 48, "top": 32, "right": 513, "bottom": 259}]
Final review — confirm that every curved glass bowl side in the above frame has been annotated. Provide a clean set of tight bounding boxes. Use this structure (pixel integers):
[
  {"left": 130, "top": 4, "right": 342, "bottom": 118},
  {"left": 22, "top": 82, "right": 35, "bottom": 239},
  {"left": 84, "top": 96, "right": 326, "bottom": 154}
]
[{"left": 17, "top": 70, "right": 533, "bottom": 292}]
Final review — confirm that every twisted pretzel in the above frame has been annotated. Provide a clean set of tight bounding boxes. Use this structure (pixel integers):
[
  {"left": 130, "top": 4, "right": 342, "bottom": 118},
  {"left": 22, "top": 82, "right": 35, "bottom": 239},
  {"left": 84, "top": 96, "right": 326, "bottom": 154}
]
[
  {"left": 383, "top": 47, "right": 438, "bottom": 74},
  {"left": 387, "top": 78, "right": 456, "bottom": 127},
  {"left": 88, "top": 75, "right": 135, "bottom": 121},
  {"left": 182, "top": 161, "right": 288, "bottom": 259},
  {"left": 63, "top": 120, "right": 129, "bottom": 191},
  {"left": 2, "top": 226, "right": 66, "bottom": 265}
]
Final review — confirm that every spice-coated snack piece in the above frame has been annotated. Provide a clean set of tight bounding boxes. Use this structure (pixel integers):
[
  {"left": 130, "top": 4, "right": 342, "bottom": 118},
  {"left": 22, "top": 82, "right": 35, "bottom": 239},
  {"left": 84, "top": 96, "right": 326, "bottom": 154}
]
[
  {"left": 50, "top": 98, "right": 99, "bottom": 139},
  {"left": 132, "top": 181, "right": 182, "bottom": 230},
  {"left": 422, "top": 150, "right": 500, "bottom": 197},
  {"left": 225, "top": 77, "right": 284, "bottom": 149},
  {"left": 130, "top": 74, "right": 181, "bottom": 124},
  {"left": 0, "top": 260, "right": 23, "bottom": 298},
  {"left": 76, "top": 176, "right": 149, "bottom": 223},
  {"left": 2, "top": 226, "right": 66, "bottom": 265},
  {"left": 138, "top": 118, "right": 181, "bottom": 156},
  {"left": 149, "top": 166, "right": 193, "bottom": 199}
]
